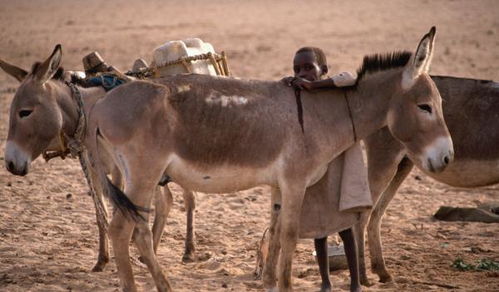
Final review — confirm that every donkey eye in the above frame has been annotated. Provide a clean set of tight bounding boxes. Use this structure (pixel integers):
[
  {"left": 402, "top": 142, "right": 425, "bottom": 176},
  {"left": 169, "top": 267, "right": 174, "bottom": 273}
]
[
  {"left": 417, "top": 104, "right": 432, "bottom": 114},
  {"left": 19, "top": 110, "right": 33, "bottom": 118}
]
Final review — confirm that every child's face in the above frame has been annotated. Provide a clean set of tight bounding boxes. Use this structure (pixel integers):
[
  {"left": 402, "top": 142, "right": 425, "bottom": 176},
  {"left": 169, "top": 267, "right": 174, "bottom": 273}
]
[{"left": 293, "top": 51, "right": 323, "bottom": 81}]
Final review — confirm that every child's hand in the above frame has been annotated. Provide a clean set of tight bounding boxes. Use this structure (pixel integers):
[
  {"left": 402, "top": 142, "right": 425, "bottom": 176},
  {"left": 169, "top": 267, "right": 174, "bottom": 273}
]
[
  {"left": 332, "top": 72, "right": 356, "bottom": 87},
  {"left": 282, "top": 77, "right": 312, "bottom": 90},
  {"left": 281, "top": 76, "right": 295, "bottom": 86},
  {"left": 292, "top": 77, "right": 312, "bottom": 90}
]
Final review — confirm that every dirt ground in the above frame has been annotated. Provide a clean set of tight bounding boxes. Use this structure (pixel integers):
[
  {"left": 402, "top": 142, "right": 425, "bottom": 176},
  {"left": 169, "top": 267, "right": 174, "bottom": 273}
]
[{"left": 0, "top": 0, "right": 498, "bottom": 291}]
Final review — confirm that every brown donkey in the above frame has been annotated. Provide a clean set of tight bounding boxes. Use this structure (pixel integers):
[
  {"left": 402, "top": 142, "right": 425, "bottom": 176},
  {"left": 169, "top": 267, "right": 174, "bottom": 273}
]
[
  {"left": 82, "top": 27, "right": 450, "bottom": 291},
  {"left": 0, "top": 53, "right": 182, "bottom": 272},
  {"left": 3, "top": 27, "right": 453, "bottom": 291},
  {"left": 355, "top": 75, "right": 499, "bottom": 286}
]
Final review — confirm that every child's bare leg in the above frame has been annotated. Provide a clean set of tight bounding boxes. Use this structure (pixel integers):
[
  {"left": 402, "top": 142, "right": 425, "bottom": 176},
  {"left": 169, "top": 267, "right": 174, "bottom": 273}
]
[
  {"left": 314, "top": 237, "right": 332, "bottom": 292},
  {"left": 339, "top": 228, "right": 362, "bottom": 292}
]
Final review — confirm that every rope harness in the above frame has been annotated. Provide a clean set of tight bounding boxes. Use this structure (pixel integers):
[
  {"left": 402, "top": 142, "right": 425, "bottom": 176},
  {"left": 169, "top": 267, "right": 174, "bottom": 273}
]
[
  {"left": 294, "top": 88, "right": 305, "bottom": 134},
  {"left": 130, "top": 51, "right": 231, "bottom": 78},
  {"left": 343, "top": 91, "right": 358, "bottom": 142},
  {"left": 42, "top": 82, "right": 108, "bottom": 230}
]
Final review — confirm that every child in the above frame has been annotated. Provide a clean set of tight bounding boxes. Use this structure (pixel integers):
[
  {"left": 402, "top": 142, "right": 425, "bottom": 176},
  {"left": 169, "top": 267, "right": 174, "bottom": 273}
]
[
  {"left": 287, "top": 47, "right": 364, "bottom": 292},
  {"left": 284, "top": 46, "right": 356, "bottom": 89}
]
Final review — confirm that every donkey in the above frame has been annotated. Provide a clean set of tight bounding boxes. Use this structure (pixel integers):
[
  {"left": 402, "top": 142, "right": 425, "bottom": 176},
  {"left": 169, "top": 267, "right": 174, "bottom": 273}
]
[
  {"left": 74, "top": 27, "right": 451, "bottom": 292},
  {"left": 355, "top": 75, "right": 499, "bottom": 286},
  {"left": 0, "top": 53, "right": 187, "bottom": 273},
  {"left": 3, "top": 27, "right": 453, "bottom": 291},
  {"left": 253, "top": 75, "right": 499, "bottom": 290}
]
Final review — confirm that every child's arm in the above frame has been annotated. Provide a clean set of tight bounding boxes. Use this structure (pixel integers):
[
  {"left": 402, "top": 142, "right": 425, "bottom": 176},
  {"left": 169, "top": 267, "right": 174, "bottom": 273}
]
[{"left": 288, "top": 72, "right": 357, "bottom": 90}]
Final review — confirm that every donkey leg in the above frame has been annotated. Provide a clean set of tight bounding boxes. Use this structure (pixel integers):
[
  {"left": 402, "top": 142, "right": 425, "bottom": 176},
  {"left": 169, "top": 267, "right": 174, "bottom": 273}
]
[
  {"left": 108, "top": 211, "right": 138, "bottom": 292},
  {"left": 277, "top": 184, "right": 306, "bottom": 292},
  {"left": 85, "top": 158, "right": 111, "bottom": 272},
  {"left": 152, "top": 186, "right": 171, "bottom": 254},
  {"left": 355, "top": 213, "right": 371, "bottom": 286},
  {"left": 90, "top": 189, "right": 110, "bottom": 272},
  {"left": 182, "top": 188, "right": 197, "bottom": 262},
  {"left": 368, "top": 157, "right": 413, "bottom": 283},
  {"left": 127, "top": 180, "right": 172, "bottom": 292},
  {"left": 359, "top": 129, "right": 406, "bottom": 286},
  {"left": 263, "top": 187, "right": 282, "bottom": 291}
]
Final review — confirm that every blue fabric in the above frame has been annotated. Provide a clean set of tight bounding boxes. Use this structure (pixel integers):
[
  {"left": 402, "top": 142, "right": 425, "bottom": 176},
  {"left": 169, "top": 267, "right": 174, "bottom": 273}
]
[{"left": 87, "top": 75, "right": 126, "bottom": 91}]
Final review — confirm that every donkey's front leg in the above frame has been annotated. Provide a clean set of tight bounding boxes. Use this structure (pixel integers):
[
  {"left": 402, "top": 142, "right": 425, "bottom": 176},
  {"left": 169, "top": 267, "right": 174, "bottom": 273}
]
[
  {"left": 91, "top": 189, "right": 110, "bottom": 272},
  {"left": 277, "top": 184, "right": 306, "bottom": 292},
  {"left": 359, "top": 129, "right": 407, "bottom": 285},
  {"left": 368, "top": 157, "right": 413, "bottom": 283},
  {"left": 263, "top": 187, "right": 282, "bottom": 291},
  {"left": 84, "top": 155, "right": 110, "bottom": 272}
]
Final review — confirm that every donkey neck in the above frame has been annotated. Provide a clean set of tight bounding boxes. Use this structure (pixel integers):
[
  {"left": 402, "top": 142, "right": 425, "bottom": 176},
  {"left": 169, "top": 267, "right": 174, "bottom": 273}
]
[
  {"left": 51, "top": 81, "right": 105, "bottom": 138},
  {"left": 348, "top": 68, "right": 403, "bottom": 139}
]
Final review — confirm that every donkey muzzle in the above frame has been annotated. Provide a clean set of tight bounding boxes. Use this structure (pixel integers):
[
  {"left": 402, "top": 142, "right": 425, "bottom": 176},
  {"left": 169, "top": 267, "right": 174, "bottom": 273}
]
[
  {"left": 423, "top": 136, "right": 454, "bottom": 173},
  {"left": 5, "top": 141, "right": 31, "bottom": 176}
]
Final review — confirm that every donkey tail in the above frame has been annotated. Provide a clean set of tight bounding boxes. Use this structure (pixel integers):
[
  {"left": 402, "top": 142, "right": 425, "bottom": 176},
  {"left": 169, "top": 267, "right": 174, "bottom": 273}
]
[
  {"left": 102, "top": 174, "right": 148, "bottom": 222},
  {"left": 91, "top": 127, "right": 148, "bottom": 222}
]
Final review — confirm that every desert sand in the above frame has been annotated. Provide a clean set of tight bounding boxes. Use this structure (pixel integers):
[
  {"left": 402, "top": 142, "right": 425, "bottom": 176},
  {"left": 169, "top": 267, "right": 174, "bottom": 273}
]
[{"left": 0, "top": 0, "right": 498, "bottom": 291}]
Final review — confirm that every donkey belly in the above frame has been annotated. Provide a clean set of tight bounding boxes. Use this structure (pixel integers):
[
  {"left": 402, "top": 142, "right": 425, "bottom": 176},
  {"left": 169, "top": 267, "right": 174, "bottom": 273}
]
[
  {"left": 165, "top": 154, "right": 279, "bottom": 193},
  {"left": 423, "top": 158, "right": 499, "bottom": 187}
]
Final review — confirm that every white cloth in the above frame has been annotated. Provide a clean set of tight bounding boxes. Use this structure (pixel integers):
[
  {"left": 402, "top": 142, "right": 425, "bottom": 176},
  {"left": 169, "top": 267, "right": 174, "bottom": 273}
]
[
  {"left": 332, "top": 71, "right": 357, "bottom": 87},
  {"left": 299, "top": 142, "right": 372, "bottom": 239}
]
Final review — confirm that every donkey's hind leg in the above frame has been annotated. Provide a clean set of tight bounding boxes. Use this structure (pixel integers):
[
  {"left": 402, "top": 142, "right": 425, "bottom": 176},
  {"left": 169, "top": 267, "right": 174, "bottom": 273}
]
[
  {"left": 126, "top": 182, "right": 172, "bottom": 292},
  {"left": 109, "top": 209, "right": 138, "bottom": 291},
  {"left": 152, "top": 186, "right": 172, "bottom": 254},
  {"left": 182, "top": 188, "right": 196, "bottom": 262},
  {"left": 277, "top": 183, "right": 306, "bottom": 292},
  {"left": 263, "top": 186, "right": 282, "bottom": 291}
]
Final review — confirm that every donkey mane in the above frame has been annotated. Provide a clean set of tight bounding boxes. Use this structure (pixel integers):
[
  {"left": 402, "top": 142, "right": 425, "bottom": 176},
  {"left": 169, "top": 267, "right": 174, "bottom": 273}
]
[
  {"left": 30, "top": 62, "right": 41, "bottom": 74},
  {"left": 356, "top": 51, "right": 412, "bottom": 84}
]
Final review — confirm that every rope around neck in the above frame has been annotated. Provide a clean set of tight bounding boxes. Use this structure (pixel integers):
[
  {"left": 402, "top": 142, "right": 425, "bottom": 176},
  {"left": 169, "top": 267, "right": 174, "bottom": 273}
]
[
  {"left": 42, "top": 82, "right": 86, "bottom": 161},
  {"left": 56, "top": 81, "right": 109, "bottom": 232}
]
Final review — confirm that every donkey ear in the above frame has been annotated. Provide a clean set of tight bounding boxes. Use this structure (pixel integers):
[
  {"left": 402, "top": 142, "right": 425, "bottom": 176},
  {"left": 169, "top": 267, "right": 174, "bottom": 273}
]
[
  {"left": 0, "top": 59, "right": 28, "bottom": 82},
  {"left": 34, "top": 44, "right": 63, "bottom": 84},
  {"left": 402, "top": 26, "right": 436, "bottom": 89}
]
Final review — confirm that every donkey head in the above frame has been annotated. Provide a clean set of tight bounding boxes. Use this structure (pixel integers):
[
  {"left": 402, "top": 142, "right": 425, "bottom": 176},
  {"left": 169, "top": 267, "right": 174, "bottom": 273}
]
[
  {"left": 387, "top": 27, "right": 454, "bottom": 172},
  {"left": 1, "top": 45, "right": 64, "bottom": 176}
]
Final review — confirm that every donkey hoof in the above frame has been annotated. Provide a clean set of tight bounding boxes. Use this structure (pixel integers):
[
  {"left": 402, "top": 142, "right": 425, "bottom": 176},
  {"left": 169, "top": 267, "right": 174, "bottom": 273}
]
[
  {"left": 91, "top": 264, "right": 104, "bottom": 272},
  {"left": 182, "top": 253, "right": 197, "bottom": 263},
  {"left": 360, "top": 278, "right": 373, "bottom": 287},
  {"left": 91, "top": 258, "right": 108, "bottom": 272},
  {"left": 130, "top": 256, "right": 147, "bottom": 269},
  {"left": 379, "top": 273, "right": 393, "bottom": 283}
]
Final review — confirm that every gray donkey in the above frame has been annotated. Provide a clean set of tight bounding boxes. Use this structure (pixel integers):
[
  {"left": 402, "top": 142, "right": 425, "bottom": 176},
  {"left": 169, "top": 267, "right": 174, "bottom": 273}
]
[
  {"left": 356, "top": 75, "right": 499, "bottom": 286},
  {"left": 3, "top": 27, "right": 453, "bottom": 291}
]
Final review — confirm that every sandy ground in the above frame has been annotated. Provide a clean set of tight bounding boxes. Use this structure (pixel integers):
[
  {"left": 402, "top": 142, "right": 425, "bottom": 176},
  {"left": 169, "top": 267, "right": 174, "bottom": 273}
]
[{"left": 0, "top": 0, "right": 498, "bottom": 291}]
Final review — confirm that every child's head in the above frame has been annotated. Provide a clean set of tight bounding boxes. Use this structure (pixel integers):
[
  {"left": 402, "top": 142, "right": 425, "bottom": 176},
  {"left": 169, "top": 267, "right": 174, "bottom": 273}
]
[{"left": 293, "top": 47, "right": 328, "bottom": 81}]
